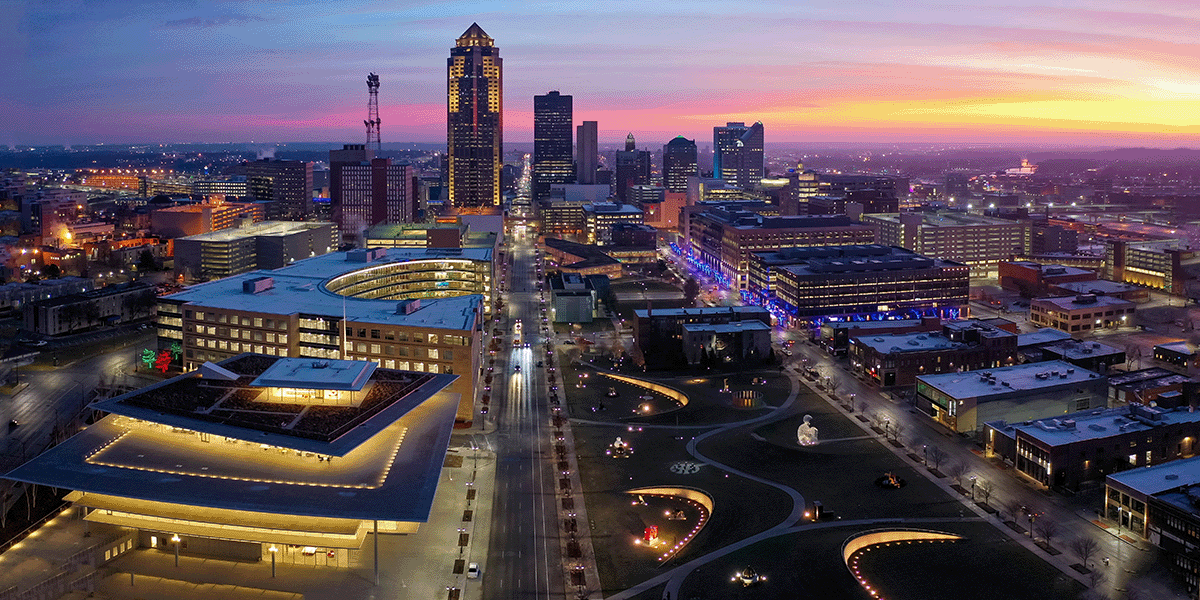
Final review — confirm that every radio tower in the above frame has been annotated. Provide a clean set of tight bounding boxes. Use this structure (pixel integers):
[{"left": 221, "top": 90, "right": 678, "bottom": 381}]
[{"left": 365, "top": 73, "right": 381, "bottom": 153}]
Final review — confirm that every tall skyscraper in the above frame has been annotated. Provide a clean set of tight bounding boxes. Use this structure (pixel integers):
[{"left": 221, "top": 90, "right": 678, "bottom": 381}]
[
  {"left": 447, "top": 23, "right": 502, "bottom": 210},
  {"left": 330, "top": 144, "right": 417, "bottom": 241},
  {"left": 245, "top": 158, "right": 314, "bottom": 220},
  {"left": 713, "top": 121, "right": 764, "bottom": 189},
  {"left": 662, "top": 136, "right": 698, "bottom": 194},
  {"left": 576, "top": 121, "right": 598, "bottom": 185},
  {"left": 614, "top": 133, "right": 651, "bottom": 202},
  {"left": 533, "top": 91, "right": 574, "bottom": 202}
]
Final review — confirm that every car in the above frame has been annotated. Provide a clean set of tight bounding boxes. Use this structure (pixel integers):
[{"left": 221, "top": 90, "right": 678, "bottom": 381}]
[
  {"left": 513, "top": 365, "right": 521, "bottom": 373},
  {"left": 467, "top": 562, "right": 480, "bottom": 579},
  {"left": 8, "top": 419, "right": 19, "bottom": 428}
]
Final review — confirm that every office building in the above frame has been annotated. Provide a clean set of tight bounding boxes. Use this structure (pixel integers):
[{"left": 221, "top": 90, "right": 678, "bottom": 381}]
[
  {"left": 998, "top": 261, "right": 1097, "bottom": 297},
  {"left": 1029, "top": 294, "right": 1137, "bottom": 335},
  {"left": 192, "top": 176, "right": 248, "bottom": 200},
  {"left": 25, "top": 281, "right": 155, "bottom": 336},
  {"left": 532, "top": 91, "right": 574, "bottom": 202},
  {"left": 614, "top": 134, "right": 651, "bottom": 202},
  {"left": 576, "top": 121, "right": 598, "bottom": 185},
  {"left": 174, "top": 221, "right": 338, "bottom": 280},
  {"left": 942, "top": 170, "right": 972, "bottom": 202},
  {"left": 541, "top": 238, "right": 623, "bottom": 278},
  {"left": 156, "top": 249, "right": 486, "bottom": 423},
  {"left": 363, "top": 220, "right": 499, "bottom": 255},
  {"left": 1156, "top": 342, "right": 1200, "bottom": 370},
  {"left": 583, "top": 202, "right": 644, "bottom": 246},
  {"left": 633, "top": 306, "right": 770, "bottom": 368},
  {"left": 765, "top": 245, "right": 969, "bottom": 325},
  {"left": 641, "top": 191, "right": 686, "bottom": 231},
  {"left": 808, "top": 190, "right": 898, "bottom": 215},
  {"left": 685, "top": 208, "right": 877, "bottom": 290},
  {"left": 683, "top": 320, "right": 773, "bottom": 367},
  {"left": 539, "top": 200, "right": 587, "bottom": 241},
  {"left": 862, "top": 211, "right": 1031, "bottom": 275},
  {"left": 1034, "top": 338, "right": 1125, "bottom": 374},
  {"left": 4, "top": 355, "right": 461, "bottom": 572},
  {"left": 781, "top": 167, "right": 819, "bottom": 215},
  {"left": 1103, "top": 456, "right": 1200, "bottom": 589},
  {"left": 987, "top": 404, "right": 1200, "bottom": 492},
  {"left": 1109, "top": 368, "right": 1197, "bottom": 408},
  {"left": 548, "top": 272, "right": 599, "bottom": 323},
  {"left": 662, "top": 136, "right": 698, "bottom": 194},
  {"left": 849, "top": 319, "right": 1018, "bottom": 387},
  {"left": 713, "top": 121, "right": 764, "bottom": 189},
  {"left": 329, "top": 144, "right": 418, "bottom": 240},
  {"left": 447, "top": 23, "right": 503, "bottom": 209},
  {"left": 917, "top": 361, "right": 1108, "bottom": 434},
  {"left": 245, "top": 158, "right": 314, "bottom": 219},
  {"left": 150, "top": 201, "right": 265, "bottom": 239}
]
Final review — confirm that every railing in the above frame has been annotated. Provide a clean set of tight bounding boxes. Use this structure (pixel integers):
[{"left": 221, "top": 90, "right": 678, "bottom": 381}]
[{"left": 0, "top": 501, "right": 71, "bottom": 555}]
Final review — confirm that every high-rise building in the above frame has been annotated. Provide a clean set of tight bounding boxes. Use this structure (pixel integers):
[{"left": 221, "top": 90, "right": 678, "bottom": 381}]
[
  {"left": 533, "top": 91, "right": 574, "bottom": 202},
  {"left": 245, "top": 159, "right": 314, "bottom": 220},
  {"left": 447, "top": 23, "right": 503, "bottom": 210},
  {"left": 713, "top": 121, "right": 764, "bottom": 189},
  {"left": 576, "top": 121, "right": 598, "bottom": 185},
  {"left": 329, "top": 144, "right": 417, "bottom": 241},
  {"left": 614, "top": 133, "right": 650, "bottom": 202},
  {"left": 662, "top": 136, "right": 698, "bottom": 194}
]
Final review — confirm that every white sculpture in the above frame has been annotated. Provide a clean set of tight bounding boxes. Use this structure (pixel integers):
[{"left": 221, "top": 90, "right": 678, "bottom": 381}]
[{"left": 796, "top": 414, "right": 819, "bottom": 446}]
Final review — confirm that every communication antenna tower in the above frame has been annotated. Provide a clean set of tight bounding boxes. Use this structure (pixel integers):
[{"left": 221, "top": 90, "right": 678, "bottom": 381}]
[{"left": 365, "top": 73, "right": 381, "bottom": 153}]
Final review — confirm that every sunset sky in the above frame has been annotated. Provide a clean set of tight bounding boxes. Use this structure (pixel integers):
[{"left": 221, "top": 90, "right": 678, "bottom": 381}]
[{"left": 5, "top": 0, "right": 1200, "bottom": 146}]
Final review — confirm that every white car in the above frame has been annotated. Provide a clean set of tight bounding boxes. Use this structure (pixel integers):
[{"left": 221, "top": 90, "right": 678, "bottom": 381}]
[{"left": 467, "top": 562, "right": 480, "bottom": 579}]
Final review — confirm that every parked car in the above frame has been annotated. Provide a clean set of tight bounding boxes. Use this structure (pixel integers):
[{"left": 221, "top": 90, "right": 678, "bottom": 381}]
[{"left": 467, "top": 562, "right": 480, "bottom": 579}]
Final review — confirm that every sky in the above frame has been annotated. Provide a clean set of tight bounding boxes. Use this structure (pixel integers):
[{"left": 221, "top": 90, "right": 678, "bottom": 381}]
[{"left": 4, "top": 0, "right": 1200, "bottom": 147}]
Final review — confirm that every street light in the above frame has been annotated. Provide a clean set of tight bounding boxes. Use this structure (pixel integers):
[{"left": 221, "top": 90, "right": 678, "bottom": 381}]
[
  {"left": 969, "top": 475, "right": 977, "bottom": 500},
  {"left": 922, "top": 444, "right": 928, "bottom": 465},
  {"left": 171, "top": 534, "right": 180, "bottom": 567},
  {"left": 269, "top": 545, "right": 277, "bottom": 577}
]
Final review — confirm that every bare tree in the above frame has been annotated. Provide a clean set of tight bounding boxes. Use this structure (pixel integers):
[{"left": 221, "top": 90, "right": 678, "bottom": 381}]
[
  {"left": 1034, "top": 518, "right": 1059, "bottom": 546},
  {"left": 975, "top": 479, "right": 994, "bottom": 505},
  {"left": 946, "top": 461, "right": 969, "bottom": 487},
  {"left": 890, "top": 422, "right": 905, "bottom": 444},
  {"left": 827, "top": 378, "right": 841, "bottom": 396},
  {"left": 1000, "top": 497, "right": 1023, "bottom": 524},
  {"left": 1069, "top": 536, "right": 1100, "bottom": 568},
  {"left": 926, "top": 445, "right": 948, "bottom": 471},
  {"left": 1087, "top": 569, "right": 1108, "bottom": 591},
  {"left": 857, "top": 400, "right": 869, "bottom": 414}
]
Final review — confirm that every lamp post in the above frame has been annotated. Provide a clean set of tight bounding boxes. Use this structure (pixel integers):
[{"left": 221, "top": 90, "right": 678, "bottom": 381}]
[
  {"left": 171, "top": 534, "right": 180, "bottom": 567},
  {"left": 269, "top": 545, "right": 277, "bottom": 577},
  {"left": 922, "top": 444, "right": 928, "bottom": 465},
  {"left": 969, "top": 475, "right": 977, "bottom": 500},
  {"left": 883, "top": 416, "right": 891, "bottom": 440}
]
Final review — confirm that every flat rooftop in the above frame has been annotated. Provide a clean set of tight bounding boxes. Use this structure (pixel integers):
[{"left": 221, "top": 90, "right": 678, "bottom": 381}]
[
  {"left": 828, "top": 318, "right": 926, "bottom": 330},
  {"left": 1041, "top": 339, "right": 1124, "bottom": 360},
  {"left": 853, "top": 331, "right": 961, "bottom": 354},
  {"left": 179, "top": 220, "right": 332, "bottom": 242},
  {"left": 1109, "top": 367, "right": 1183, "bottom": 386},
  {"left": 1055, "top": 280, "right": 1143, "bottom": 295},
  {"left": 1157, "top": 341, "right": 1198, "bottom": 356},
  {"left": 991, "top": 405, "right": 1200, "bottom": 447},
  {"left": 1108, "top": 455, "right": 1200, "bottom": 496},
  {"left": 162, "top": 250, "right": 484, "bottom": 331},
  {"left": 918, "top": 360, "right": 1102, "bottom": 399},
  {"left": 5, "top": 356, "right": 461, "bottom": 522},
  {"left": 634, "top": 306, "right": 769, "bottom": 319},
  {"left": 252, "top": 358, "right": 377, "bottom": 391},
  {"left": 93, "top": 354, "right": 455, "bottom": 455},
  {"left": 865, "top": 211, "right": 1016, "bottom": 227},
  {"left": 1032, "top": 295, "right": 1135, "bottom": 310},
  {"left": 1007, "top": 262, "right": 1095, "bottom": 278},
  {"left": 682, "top": 321, "right": 771, "bottom": 334},
  {"left": 1017, "top": 328, "right": 1072, "bottom": 348}
]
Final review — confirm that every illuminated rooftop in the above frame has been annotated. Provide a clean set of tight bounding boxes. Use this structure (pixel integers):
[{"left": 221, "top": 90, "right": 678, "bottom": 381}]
[
  {"left": 5, "top": 355, "right": 461, "bottom": 523},
  {"left": 92, "top": 354, "right": 455, "bottom": 455}
]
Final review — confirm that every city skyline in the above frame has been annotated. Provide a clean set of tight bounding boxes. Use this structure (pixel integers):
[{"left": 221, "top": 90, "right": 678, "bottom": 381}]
[{"left": 5, "top": 0, "right": 1200, "bottom": 146}]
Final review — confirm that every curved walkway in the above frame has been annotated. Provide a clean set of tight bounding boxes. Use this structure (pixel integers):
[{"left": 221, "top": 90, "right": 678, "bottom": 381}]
[{"left": 606, "top": 374, "right": 809, "bottom": 600}]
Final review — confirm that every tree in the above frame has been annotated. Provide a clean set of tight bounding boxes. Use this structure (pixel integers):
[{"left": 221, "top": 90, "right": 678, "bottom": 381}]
[
  {"left": 946, "top": 461, "right": 969, "bottom": 487},
  {"left": 683, "top": 277, "right": 700, "bottom": 305},
  {"left": 926, "top": 445, "right": 948, "bottom": 471},
  {"left": 43, "top": 264, "right": 61, "bottom": 279},
  {"left": 975, "top": 479, "right": 994, "bottom": 505},
  {"left": 1034, "top": 518, "right": 1059, "bottom": 546},
  {"left": 1001, "top": 498, "right": 1024, "bottom": 524},
  {"left": 890, "top": 422, "right": 906, "bottom": 444},
  {"left": 138, "top": 249, "right": 157, "bottom": 272},
  {"left": 1069, "top": 536, "right": 1100, "bottom": 568}
]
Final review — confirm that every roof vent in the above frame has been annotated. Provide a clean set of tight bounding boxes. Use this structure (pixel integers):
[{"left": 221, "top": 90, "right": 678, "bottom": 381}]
[
  {"left": 396, "top": 299, "right": 423, "bottom": 314},
  {"left": 311, "top": 361, "right": 329, "bottom": 369},
  {"left": 1167, "top": 474, "right": 1180, "bottom": 481},
  {"left": 242, "top": 276, "right": 274, "bottom": 294}
]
